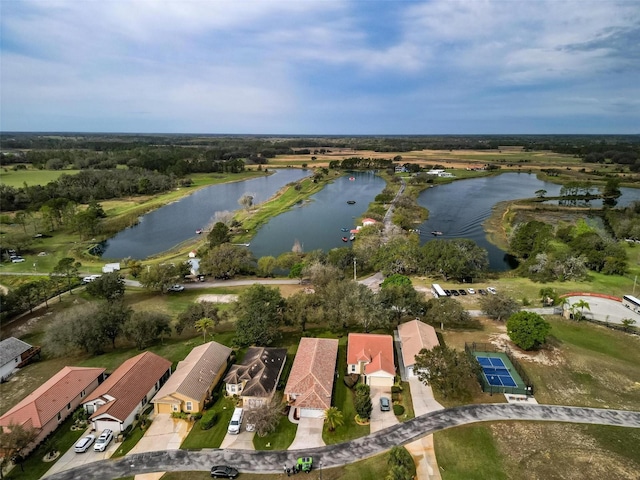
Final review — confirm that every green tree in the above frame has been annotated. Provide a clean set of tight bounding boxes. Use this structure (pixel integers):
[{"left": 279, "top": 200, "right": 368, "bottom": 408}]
[
  {"left": 420, "top": 239, "right": 489, "bottom": 280},
  {"left": 386, "top": 446, "right": 414, "bottom": 480},
  {"left": 284, "top": 290, "right": 319, "bottom": 333},
  {"left": 539, "top": 287, "right": 558, "bottom": 306},
  {"left": 256, "top": 256, "right": 277, "bottom": 277},
  {"left": 175, "top": 301, "right": 222, "bottom": 336},
  {"left": 85, "top": 272, "right": 125, "bottom": 301},
  {"left": 415, "top": 345, "right": 478, "bottom": 400},
  {"left": 571, "top": 299, "right": 590, "bottom": 321},
  {"left": 424, "top": 297, "right": 475, "bottom": 329},
  {"left": 98, "top": 300, "right": 133, "bottom": 349},
  {"left": 53, "top": 257, "right": 81, "bottom": 294},
  {"left": 201, "top": 243, "right": 253, "bottom": 279},
  {"left": 506, "top": 311, "right": 551, "bottom": 350},
  {"left": 139, "top": 263, "right": 181, "bottom": 292},
  {"left": 354, "top": 383, "right": 372, "bottom": 420},
  {"left": 479, "top": 292, "right": 520, "bottom": 322},
  {"left": 123, "top": 311, "right": 172, "bottom": 349},
  {"left": 194, "top": 317, "right": 215, "bottom": 343},
  {"left": 44, "top": 303, "right": 107, "bottom": 356},
  {"left": 509, "top": 221, "right": 553, "bottom": 259},
  {"left": 621, "top": 318, "right": 636, "bottom": 332},
  {"left": 324, "top": 406, "right": 344, "bottom": 432},
  {"left": 378, "top": 282, "right": 425, "bottom": 323},
  {"left": 233, "top": 284, "right": 284, "bottom": 346},
  {"left": 208, "top": 221, "right": 230, "bottom": 248},
  {"left": 380, "top": 274, "right": 412, "bottom": 288}
]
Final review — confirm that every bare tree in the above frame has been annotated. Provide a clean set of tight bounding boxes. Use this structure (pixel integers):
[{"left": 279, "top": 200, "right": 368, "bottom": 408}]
[
  {"left": 0, "top": 422, "right": 37, "bottom": 478},
  {"left": 238, "top": 193, "right": 254, "bottom": 211},
  {"left": 244, "top": 393, "right": 283, "bottom": 437}
]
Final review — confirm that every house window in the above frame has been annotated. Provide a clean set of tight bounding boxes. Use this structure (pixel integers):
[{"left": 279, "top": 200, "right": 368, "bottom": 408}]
[
  {"left": 229, "top": 385, "right": 236, "bottom": 393},
  {"left": 67, "top": 403, "right": 71, "bottom": 410},
  {"left": 172, "top": 404, "right": 179, "bottom": 412},
  {"left": 15, "top": 357, "right": 19, "bottom": 363},
  {"left": 351, "top": 364, "right": 356, "bottom": 373},
  {"left": 186, "top": 402, "right": 193, "bottom": 411},
  {"left": 80, "top": 389, "right": 86, "bottom": 398},
  {"left": 57, "top": 412, "right": 61, "bottom": 421}
]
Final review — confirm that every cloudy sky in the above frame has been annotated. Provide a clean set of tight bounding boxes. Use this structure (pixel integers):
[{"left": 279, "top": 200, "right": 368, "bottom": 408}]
[{"left": 1, "top": 0, "right": 639, "bottom": 134}]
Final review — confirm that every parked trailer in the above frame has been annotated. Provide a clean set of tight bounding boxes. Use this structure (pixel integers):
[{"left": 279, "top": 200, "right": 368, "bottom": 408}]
[
  {"left": 431, "top": 284, "right": 447, "bottom": 298},
  {"left": 622, "top": 294, "right": 640, "bottom": 313}
]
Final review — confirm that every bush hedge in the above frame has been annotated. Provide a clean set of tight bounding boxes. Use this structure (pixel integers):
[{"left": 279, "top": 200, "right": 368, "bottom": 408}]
[{"left": 393, "top": 404, "right": 405, "bottom": 416}]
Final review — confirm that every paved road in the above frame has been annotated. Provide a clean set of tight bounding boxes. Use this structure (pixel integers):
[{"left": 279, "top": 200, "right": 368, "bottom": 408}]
[{"left": 46, "top": 403, "right": 640, "bottom": 480}]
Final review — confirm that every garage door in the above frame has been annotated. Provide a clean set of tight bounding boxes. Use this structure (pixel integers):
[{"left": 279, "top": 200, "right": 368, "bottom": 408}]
[
  {"left": 300, "top": 408, "right": 324, "bottom": 419},
  {"left": 368, "top": 376, "right": 393, "bottom": 388},
  {"left": 94, "top": 418, "right": 122, "bottom": 433}
]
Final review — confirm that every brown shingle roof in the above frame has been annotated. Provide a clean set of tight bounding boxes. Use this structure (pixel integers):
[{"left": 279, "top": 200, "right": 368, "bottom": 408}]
[
  {"left": 224, "top": 347, "right": 286, "bottom": 398},
  {"left": 398, "top": 319, "right": 440, "bottom": 367},
  {"left": 153, "top": 341, "right": 231, "bottom": 404},
  {"left": 347, "top": 333, "right": 395, "bottom": 376},
  {"left": 85, "top": 351, "right": 171, "bottom": 422},
  {"left": 0, "top": 366, "right": 105, "bottom": 430},
  {"left": 284, "top": 338, "right": 338, "bottom": 410}
]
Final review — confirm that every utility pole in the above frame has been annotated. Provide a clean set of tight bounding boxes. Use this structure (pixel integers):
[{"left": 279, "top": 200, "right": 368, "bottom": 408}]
[{"left": 353, "top": 257, "right": 356, "bottom": 281}]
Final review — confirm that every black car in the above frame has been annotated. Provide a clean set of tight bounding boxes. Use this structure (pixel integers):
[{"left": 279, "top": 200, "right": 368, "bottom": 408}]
[
  {"left": 451, "top": 290, "right": 460, "bottom": 296},
  {"left": 459, "top": 289, "right": 467, "bottom": 295},
  {"left": 478, "top": 289, "right": 488, "bottom": 295},
  {"left": 444, "top": 289, "right": 451, "bottom": 296},
  {"left": 211, "top": 465, "right": 239, "bottom": 479}
]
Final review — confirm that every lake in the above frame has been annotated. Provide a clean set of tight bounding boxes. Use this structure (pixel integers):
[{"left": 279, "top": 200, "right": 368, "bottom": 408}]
[
  {"left": 415, "top": 172, "right": 640, "bottom": 271},
  {"left": 248, "top": 171, "right": 386, "bottom": 259},
  {"left": 100, "top": 169, "right": 310, "bottom": 259}
]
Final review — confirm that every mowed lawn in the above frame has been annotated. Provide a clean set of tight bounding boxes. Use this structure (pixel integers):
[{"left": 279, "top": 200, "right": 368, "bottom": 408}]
[
  {"left": 0, "top": 168, "right": 81, "bottom": 187},
  {"left": 436, "top": 314, "right": 640, "bottom": 480}
]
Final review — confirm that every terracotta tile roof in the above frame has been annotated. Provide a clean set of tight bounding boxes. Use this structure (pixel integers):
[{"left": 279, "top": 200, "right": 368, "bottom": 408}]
[
  {"left": 0, "top": 337, "right": 32, "bottom": 367},
  {"left": 85, "top": 351, "right": 171, "bottom": 422},
  {"left": 284, "top": 338, "right": 338, "bottom": 411},
  {"left": 0, "top": 366, "right": 105, "bottom": 430},
  {"left": 347, "top": 333, "right": 395, "bottom": 376},
  {"left": 398, "top": 319, "right": 440, "bottom": 368},
  {"left": 224, "top": 347, "right": 286, "bottom": 398},
  {"left": 153, "top": 341, "right": 231, "bottom": 403}
]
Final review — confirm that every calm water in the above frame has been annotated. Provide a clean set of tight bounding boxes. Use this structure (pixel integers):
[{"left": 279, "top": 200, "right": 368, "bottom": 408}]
[
  {"left": 416, "top": 173, "right": 640, "bottom": 271},
  {"left": 100, "top": 169, "right": 310, "bottom": 259},
  {"left": 249, "top": 171, "right": 385, "bottom": 259}
]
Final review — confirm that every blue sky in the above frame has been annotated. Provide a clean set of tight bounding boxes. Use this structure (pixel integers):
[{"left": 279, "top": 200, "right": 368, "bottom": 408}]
[{"left": 1, "top": 0, "right": 639, "bottom": 134}]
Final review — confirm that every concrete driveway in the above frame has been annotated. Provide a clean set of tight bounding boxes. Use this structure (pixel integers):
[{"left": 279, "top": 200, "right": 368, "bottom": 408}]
[
  {"left": 288, "top": 417, "right": 325, "bottom": 450},
  {"left": 43, "top": 428, "right": 117, "bottom": 478},
  {"left": 406, "top": 377, "right": 445, "bottom": 480},
  {"left": 220, "top": 421, "right": 255, "bottom": 450},
  {"left": 369, "top": 387, "right": 399, "bottom": 433},
  {"left": 129, "top": 414, "right": 192, "bottom": 454}
]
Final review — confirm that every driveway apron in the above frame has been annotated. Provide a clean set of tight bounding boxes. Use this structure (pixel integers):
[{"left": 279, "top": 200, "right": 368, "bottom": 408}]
[
  {"left": 288, "top": 417, "right": 325, "bottom": 450},
  {"left": 370, "top": 387, "right": 399, "bottom": 433},
  {"left": 129, "top": 414, "right": 192, "bottom": 454}
]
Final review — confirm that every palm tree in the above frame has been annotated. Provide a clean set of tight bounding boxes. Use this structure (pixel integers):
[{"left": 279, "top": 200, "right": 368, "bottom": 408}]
[
  {"left": 194, "top": 317, "right": 214, "bottom": 343},
  {"left": 324, "top": 406, "right": 344, "bottom": 432},
  {"left": 571, "top": 299, "right": 590, "bottom": 321}
]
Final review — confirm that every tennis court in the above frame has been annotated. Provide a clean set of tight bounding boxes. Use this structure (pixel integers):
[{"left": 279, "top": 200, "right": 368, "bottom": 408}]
[{"left": 476, "top": 356, "right": 517, "bottom": 387}]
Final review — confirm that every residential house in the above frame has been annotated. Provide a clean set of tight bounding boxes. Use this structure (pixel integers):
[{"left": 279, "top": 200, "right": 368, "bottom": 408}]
[
  {"left": 152, "top": 341, "right": 232, "bottom": 414},
  {"left": 347, "top": 333, "right": 395, "bottom": 387},
  {"left": 0, "top": 337, "right": 39, "bottom": 381},
  {"left": 224, "top": 347, "right": 287, "bottom": 409},
  {"left": 82, "top": 351, "right": 172, "bottom": 432},
  {"left": 0, "top": 366, "right": 105, "bottom": 454},
  {"left": 284, "top": 338, "right": 338, "bottom": 418},
  {"left": 397, "top": 319, "right": 440, "bottom": 378}
]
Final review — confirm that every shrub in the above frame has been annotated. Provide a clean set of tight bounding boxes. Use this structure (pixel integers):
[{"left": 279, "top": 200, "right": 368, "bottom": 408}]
[
  {"left": 391, "top": 385, "right": 402, "bottom": 394},
  {"left": 200, "top": 410, "right": 218, "bottom": 430},
  {"left": 393, "top": 404, "right": 405, "bottom": 416},
  {"left": 171, "top": 411, "right": 189, "bottom": 420}
]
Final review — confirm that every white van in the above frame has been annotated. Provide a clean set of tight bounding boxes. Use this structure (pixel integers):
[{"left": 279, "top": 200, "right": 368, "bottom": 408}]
[{"left": 227, "top": 407, "right": 243, "bottom": 435}]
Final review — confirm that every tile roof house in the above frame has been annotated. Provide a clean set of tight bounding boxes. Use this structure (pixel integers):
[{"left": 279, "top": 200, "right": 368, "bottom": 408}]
[
  {"left": 0, "top": 366, "right": 105, "bottom": 454},
  {"left": 224, "top": 347, "right": 287, "bottom": 409},
  {"left": 82, "top": 351, "right": 172, "bottom": 432},
  {"left": 347, "top": 333, "right": 396, "bottom": 387},
  {"left": 152, "top": 341, "right": 232, "bottom": 414},
  {"left": 0, "top": 337, "right": 33, "bottom": 381},
  {"left": 397, "top": 319, "right": 440, "bottom": 378},
  {"left": 284, "top": 338, "right": 338, "bottom": 419}
]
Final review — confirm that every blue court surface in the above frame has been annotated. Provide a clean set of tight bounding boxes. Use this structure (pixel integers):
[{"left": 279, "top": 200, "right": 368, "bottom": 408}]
[{"left": 476, "top": 356, "right": 517, "bottom": 387}]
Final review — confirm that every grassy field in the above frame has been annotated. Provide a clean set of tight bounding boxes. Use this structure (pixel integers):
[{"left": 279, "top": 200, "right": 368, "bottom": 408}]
[{"left": 0, "top": 167, "right": 82, "bottom": 187}]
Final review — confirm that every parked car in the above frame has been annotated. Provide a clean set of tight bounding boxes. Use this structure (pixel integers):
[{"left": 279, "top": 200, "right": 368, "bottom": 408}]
[
  {"left": 487, "top": 287, "right": 497, "bottom": 294},
  {"left": 451, "top": 290, "right": 460, "bottom": 296},
  {"left": 74, "top": 434, "right": 95, "bottom": 453},
  {"left": 459, "top": 289, "right": 467, "bottom": 295},
  {"left": 94, "top": 429, "right": 113, "bottom": 452},
  {"left": 210, "top": 465, "right": 239, "bottom": 479},
  {"left": 444, "top": 289, "right": 451, "bottom": 296},
  {"left": 227, "top": 407, "right": 243, "bottom": 434},
  {"left": 82, "top": 274, "right": 102, "bottom": 284},
  {"left": 168, "top": 284, "right": 185, "bottom": 292},
  {"left": 297, "top": 457, "right": 313, "bottom": 473},
  {"left": 380, "top": 396, "right": 391, "bottom": 411},
  {"left": 11, "top": 257, "right": 25, "bottom": 263},
  {"left": 467, "top": 288, "right": 476, "bottom": 294},
  {"left": 478, "top": 289, "right": 487, "bottom": 295}
]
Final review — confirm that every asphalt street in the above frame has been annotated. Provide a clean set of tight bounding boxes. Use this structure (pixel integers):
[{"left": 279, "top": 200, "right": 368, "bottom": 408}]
[{"left": 46, "top": 403, "right": 640, "bottom": 480}]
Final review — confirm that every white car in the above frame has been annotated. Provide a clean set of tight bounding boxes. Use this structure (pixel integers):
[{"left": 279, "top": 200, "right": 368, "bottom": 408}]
[
  {"left": 74, "top": 434, "right": 95, "bottom": 453},
  {"left": 487, "top": 287, "right": 497, "bottom": 294},
  {"left": 11, "top": 257, "right": 25, "bottom": 263},
  {"left": 82, "top": 274, "right": 102, "bottom": 284},
  {"left": 467, "top": 288, "right": 476, "bottom": 294},
  {"left": 168, "top": 284, "right": 185, "bottom": 292},
  {"left": 93, "top": 429, "right": 113, "bottom": 452}
]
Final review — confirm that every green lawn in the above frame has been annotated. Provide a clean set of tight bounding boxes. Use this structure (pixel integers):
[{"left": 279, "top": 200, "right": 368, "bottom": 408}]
[
  {"left": 396, "top": 381, "right": 415, "bottom": 421},
  {"left": 0, "top": 168, "right": 81, "bottom": 187},
  {"left": 111, "top": 420, "right": 150, "bottom": 458},
  {"left": 6, "top": 413, "right": 85, "bottom": 480},
  {"left": 252, "top": 413, "right": 297, "bottom": 450},
  {"left": 180, "top": 394, "right": 236, "bottom": 449},
  {"left": 322, "top": 340, "right": 370, "bottom": 445},
  {"left": 435, "top": 425, "right": 507, "bottom": 480}
]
